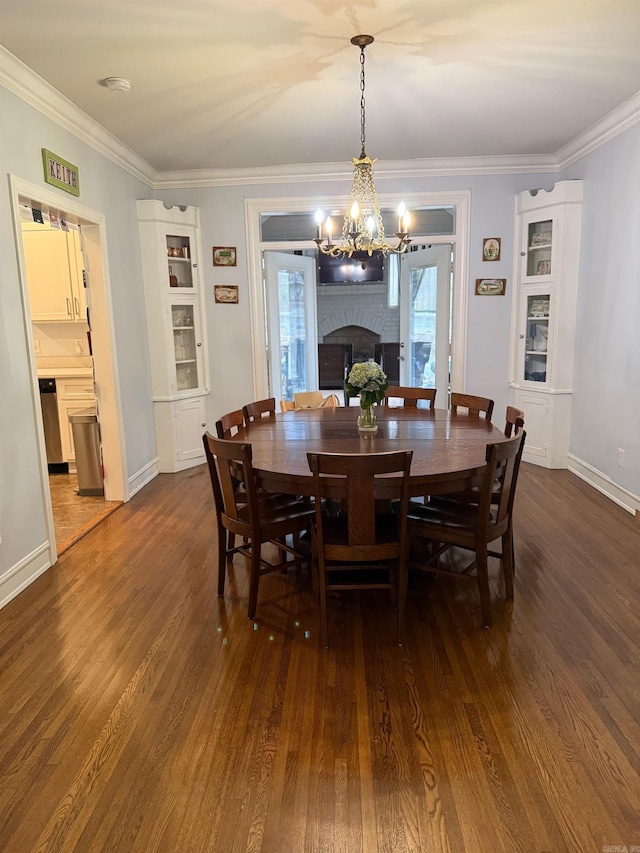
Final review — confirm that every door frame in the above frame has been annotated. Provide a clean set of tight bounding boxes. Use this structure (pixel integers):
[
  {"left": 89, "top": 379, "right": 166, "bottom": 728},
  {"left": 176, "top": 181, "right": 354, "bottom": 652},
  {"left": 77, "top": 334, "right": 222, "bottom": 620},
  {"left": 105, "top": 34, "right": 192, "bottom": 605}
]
[
  {"left": 9, "top": 175, "right": 128, "bottom": 557},
  {"left": 245, "top": 191, "right": 470, "bottom": 400},
  {"left": 265, "top": 251, "right": 318, "bottom": 402}
]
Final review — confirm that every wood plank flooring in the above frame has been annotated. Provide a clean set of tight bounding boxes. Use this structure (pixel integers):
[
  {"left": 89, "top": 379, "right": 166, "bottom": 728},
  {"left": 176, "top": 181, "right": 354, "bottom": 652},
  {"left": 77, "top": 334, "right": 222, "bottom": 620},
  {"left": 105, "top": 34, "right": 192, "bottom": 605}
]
[{"left": 0, "top": 463, "right": 638, "bottom": 852}]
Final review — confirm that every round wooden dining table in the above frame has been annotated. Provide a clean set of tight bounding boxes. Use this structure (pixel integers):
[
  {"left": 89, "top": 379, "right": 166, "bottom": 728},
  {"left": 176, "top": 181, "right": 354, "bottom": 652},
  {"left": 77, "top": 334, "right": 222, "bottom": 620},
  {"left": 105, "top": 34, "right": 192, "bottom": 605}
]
[{"left": 236, "top": 406, "right": 508, "bottom": 499}]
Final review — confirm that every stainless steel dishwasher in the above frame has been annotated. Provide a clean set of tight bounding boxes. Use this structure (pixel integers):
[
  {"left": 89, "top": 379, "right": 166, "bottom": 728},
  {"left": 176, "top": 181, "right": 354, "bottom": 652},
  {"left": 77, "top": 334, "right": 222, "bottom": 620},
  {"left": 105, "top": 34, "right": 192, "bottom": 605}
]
[{"left": 38, "top": 378, "right": 68, "bottom": 473}]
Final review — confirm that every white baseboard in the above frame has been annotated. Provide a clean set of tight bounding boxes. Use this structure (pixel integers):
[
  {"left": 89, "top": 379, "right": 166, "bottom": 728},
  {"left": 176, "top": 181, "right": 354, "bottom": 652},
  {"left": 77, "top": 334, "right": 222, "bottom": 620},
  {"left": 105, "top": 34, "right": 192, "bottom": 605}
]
[
  {"left": 128, "top": 456, "right": 159, "bottom": 498},
  {"left": 568, "top": 454, "right": 640, "bottom": 516},
  {"left": 0, "top": 542, "right": 53, "bottom": 610}
]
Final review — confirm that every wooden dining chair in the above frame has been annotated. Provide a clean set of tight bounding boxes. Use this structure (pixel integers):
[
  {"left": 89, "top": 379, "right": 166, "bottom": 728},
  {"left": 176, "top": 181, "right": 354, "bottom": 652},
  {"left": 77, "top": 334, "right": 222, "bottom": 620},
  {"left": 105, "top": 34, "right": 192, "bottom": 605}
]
[
  {"left": 215, "top": 409, "right": 244, "bottom": 440},
  {"left": 242, "top": 397, "right": 276, "bottom": 425},
  {"left": 215, "top": 409, "right": 247, "bottom": 563},
  {"left": 504, "top": 405, "right": 525, "bottom": 437},
  {"left": 280, "top": 399, "right": 295, "bottom": 412},
  {"left": 293, "top": 391, "right": 340, "bottom": 409},
  {"left": 384, "top": 386, "right": 437, "bottom": 409},
  {"left": 450, "top": 392, "right": 494, "bottom": 421},
  {"left": 307, "top": 450, "right": 413, "bottom": 647},
  {"left": 203, "top": 433, "right": 316, "bottom": 620},
  {"left": 407, "top": 432, "right": 525, "bottom": 628}
]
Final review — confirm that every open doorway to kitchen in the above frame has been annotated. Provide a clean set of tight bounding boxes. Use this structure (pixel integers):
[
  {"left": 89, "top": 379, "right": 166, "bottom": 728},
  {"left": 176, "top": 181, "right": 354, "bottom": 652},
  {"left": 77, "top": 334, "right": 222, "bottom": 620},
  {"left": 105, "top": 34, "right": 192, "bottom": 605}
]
[{"left": 10, "top": 176, "right": 127, "bottom": 558}]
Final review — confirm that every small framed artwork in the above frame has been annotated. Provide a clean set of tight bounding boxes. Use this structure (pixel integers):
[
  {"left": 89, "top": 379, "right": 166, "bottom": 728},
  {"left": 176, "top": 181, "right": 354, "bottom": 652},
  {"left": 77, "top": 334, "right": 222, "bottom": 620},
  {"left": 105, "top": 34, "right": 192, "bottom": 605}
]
[
  {"left": 482, "top": 237, "right": 501, "bottom": 262},
  {"left": 214, "top": 285, "right": 239, "bottom": 304},
  {"left": 475, "top": 278, "right": 506, "bottom": 296},
  {"left": 536, "top": 259, "right": 551, "bottom": 275},
  {"left": 213, "top": 246, "right": 236, "bottom": 266}
]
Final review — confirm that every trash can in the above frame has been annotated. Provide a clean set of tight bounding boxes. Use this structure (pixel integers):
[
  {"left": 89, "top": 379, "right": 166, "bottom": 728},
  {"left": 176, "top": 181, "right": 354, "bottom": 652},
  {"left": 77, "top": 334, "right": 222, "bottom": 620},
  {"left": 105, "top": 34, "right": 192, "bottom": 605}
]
[{"left": 69, "top": 408, "right": 104, "bottom": 496}]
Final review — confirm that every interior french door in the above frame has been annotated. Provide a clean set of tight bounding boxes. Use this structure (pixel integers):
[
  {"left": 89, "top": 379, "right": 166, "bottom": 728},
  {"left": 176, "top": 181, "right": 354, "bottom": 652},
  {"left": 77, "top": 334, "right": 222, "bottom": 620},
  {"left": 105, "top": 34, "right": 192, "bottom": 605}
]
[
  {"left": 399, "top": 244, "right": 452, "bottom": 401},
  {"left": 265, "top": 251, "right": 317, "bottom": 403}
]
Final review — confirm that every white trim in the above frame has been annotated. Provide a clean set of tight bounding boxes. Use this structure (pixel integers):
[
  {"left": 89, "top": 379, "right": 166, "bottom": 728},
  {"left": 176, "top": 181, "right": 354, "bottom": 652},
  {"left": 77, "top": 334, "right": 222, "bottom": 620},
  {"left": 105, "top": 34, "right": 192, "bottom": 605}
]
[
  {"left": 9, "top": 177, "right": 129, "bottom": 562},
  {"left": 0, "top": 543, "right": 52, "bottom": 610},
  {"left": 244, "top": 190, "right": 470, "bottom": 400},
  {"left": 3, "top": 43, "right": 639, "bottom": 189},
  {"left": 555, "top": 91, "right": 640, "bottom": 170},
  {"left": 568, "top": 453, "right": 640, "bottom": 516},
  {"left": 128, "top": 457, "right": 160, "bottom": 498},
  {"left": 0, "top": 46, "right": 155, "bottom": 187}
]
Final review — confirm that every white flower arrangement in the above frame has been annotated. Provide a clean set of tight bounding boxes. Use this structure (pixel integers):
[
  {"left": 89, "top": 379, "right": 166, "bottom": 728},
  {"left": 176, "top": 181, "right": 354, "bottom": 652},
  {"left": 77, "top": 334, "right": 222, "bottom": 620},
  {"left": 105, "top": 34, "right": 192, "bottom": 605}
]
[{"left": 346, "top": 361, "right": 389, "bottom": 406}]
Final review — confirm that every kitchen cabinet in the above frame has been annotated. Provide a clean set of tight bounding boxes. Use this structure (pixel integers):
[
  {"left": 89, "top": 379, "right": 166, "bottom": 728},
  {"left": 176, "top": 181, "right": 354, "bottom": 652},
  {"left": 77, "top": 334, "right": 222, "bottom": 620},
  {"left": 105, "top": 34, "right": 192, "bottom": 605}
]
[
  {"left": 137, "top": 200, "right": 210, "bottom": 472},
  {"left": 56, "top": 376, "right": 96, "bottom": 470},
  {"left": 509, "top": 180, "right": 582, "bottom": 468},
  {"left": 22, "top": 224, "right": 86, "bottom": 322}
]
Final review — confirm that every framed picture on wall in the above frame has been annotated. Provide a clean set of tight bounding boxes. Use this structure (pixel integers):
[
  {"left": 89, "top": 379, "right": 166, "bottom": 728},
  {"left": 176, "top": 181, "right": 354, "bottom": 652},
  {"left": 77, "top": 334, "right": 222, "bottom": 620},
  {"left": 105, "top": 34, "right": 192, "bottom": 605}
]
[
  {"left": 214, "top": 285, "right": 239, "bottom": 304},
  {"left": 482, "top": 237, "right": 501, "bottom": 261},
  {"left": 213, "top": 246, "right": 237, "bottom": 266},
  {"left": 475, "top": 278, "right": 506, "bottom": 296}
]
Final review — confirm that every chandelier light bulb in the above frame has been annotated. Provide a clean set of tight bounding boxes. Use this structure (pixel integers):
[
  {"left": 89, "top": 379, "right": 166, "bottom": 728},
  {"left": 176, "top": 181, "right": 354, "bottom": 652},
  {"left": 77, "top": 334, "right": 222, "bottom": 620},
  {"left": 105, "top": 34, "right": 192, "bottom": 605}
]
[{"left": 325, "top": 216, "right": 333, "bottom": 240}]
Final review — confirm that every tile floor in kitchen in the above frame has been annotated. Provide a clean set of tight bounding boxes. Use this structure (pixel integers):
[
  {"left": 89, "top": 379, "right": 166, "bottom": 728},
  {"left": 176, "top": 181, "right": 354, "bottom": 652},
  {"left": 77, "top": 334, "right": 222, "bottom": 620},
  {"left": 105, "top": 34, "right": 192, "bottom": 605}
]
[{"left": 48, "top": 472, "right": 121, "bottom": 554}]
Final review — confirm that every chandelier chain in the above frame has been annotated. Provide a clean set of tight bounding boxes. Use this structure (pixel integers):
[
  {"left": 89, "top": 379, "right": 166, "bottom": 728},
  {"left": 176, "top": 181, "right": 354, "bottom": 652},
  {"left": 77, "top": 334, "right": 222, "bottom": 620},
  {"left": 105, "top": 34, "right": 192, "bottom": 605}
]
[{"left": 360, "top": 46, "right": 366, "bottom": 156}]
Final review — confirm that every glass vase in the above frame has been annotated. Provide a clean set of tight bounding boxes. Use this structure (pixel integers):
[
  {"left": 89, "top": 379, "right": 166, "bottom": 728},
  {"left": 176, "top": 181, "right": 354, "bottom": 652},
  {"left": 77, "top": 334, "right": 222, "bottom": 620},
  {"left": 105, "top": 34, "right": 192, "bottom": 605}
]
[{"left": 357, "top": 401, "right": 377, "bottom": 433}]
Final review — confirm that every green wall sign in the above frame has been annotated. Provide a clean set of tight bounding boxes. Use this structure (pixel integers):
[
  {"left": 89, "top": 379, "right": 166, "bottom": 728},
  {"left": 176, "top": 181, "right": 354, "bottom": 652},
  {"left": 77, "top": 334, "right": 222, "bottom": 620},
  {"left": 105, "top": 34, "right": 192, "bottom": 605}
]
[{"left": 42, "top": 149, "right": 80, "bottom": 196}]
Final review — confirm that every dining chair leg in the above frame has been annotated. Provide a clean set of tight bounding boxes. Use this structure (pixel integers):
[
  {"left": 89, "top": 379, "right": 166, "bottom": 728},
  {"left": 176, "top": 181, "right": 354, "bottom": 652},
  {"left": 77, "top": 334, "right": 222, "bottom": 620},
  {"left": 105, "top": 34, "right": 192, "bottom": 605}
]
[
  {"left": 502, "top": 529, "right": 515, "bottom": 602},
  {"left": 319, "top": 563, "right": 329, "bottom": 648},
  {"left": 476, "top": 545, "right": 493, "bottom": 628},
  {"left": 227, "top": 531, "right": 236, "bottom": 566},
  {"left": 398, "top": 560, "right": 406, "bottom": 646},
  {"left": 216, "top": 519, "right": 228, "bottom": 597},
  {"left": 248, "top": 545, "right": 261, "bottom": 620}
]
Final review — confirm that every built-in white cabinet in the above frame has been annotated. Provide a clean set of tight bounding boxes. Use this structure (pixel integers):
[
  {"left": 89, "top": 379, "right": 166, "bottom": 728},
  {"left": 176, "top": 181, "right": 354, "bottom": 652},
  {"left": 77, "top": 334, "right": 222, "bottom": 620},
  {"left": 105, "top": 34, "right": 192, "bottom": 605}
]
[
  {"left": 509, "top": 180, "right": 583, "bottom": 468},
  {"left": 22, "top": 224, "right": 86, "bottom": 322},
  {"left": 137, "top": 200, "right": 209, "bottom": 472}
]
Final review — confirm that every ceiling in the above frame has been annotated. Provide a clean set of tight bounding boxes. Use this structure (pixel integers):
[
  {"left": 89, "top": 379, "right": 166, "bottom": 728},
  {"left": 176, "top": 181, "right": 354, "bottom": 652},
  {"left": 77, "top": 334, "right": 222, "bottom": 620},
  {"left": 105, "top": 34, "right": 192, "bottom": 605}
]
[{"left": 3, "top": 0, "right": 640, "bottom": 175}]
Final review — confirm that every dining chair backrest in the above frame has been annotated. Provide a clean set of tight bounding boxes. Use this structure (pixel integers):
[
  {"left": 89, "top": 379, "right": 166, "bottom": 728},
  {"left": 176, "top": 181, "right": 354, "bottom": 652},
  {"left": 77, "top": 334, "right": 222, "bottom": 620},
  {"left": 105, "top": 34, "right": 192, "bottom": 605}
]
[
  {"left": 504, "top": 405, "right": 525, "bottom": 437},
  {"left": 450, "top": 392, "right": 494, "bottom": 421},
  {"left": 307, "top": 449, "right": 413, "bottom": 646},
  {"left": 242, "top": 397, "right": 276, "bottom": 425},
  {"left": 294, "top": 390, "right": 324, "bottom": 409},
  {"left": 307, "top": 450, "right": 413, "bottom": 555},
  {"left": 384, "top": 386, "right": 436, "bottom": 409},
  {"left": 280, "top": 399, "right": 296, "bottom": 412},
  {"left": 204, "top": 434, "right": 256, "bottom": 532},
  {"left": 481, "top": 432, "right": 525, "bottom": 536},
  {"left": 215, "top": 408, "right": 244, "bottom": 439}
]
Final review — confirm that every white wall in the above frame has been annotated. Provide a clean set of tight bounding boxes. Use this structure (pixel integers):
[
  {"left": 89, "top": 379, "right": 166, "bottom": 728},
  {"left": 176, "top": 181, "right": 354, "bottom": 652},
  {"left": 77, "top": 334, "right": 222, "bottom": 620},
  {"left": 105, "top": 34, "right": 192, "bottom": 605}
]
[
  {"left": 158, "top": 170, "right": 556, "bottom": 427},
  {"left": 0, "top": 85, "right": 156, "bottom": 599},
  {"left": 562, "top": 123, "right": 640, "bottom": 500}
]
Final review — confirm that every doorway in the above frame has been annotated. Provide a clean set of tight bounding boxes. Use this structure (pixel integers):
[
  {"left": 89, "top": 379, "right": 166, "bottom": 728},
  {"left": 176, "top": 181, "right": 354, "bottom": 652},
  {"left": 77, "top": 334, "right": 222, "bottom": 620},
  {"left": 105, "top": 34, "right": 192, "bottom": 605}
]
[
  {"left": 10, "top": 176, "right": 127, "bottom": 559},
  {"left": 245, "top": 192, "right": 470, "bottom": 403}
]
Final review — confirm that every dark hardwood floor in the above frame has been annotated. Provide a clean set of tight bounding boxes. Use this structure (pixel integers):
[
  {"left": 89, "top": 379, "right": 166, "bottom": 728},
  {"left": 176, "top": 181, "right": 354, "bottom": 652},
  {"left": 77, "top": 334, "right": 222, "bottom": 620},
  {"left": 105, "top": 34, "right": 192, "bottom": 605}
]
[{"left": 0, "top": 462, "right": 638, "bottom": 852}]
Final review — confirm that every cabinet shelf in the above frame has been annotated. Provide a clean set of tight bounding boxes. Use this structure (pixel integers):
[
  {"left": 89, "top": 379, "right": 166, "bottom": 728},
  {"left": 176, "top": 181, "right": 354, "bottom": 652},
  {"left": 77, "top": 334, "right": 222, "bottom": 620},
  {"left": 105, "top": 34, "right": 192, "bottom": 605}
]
[
  {"left": 167, "top": 257, "right": 190, "bottom": 263},
  {"left": 175, "top": 358, "right": 197, "bottom": 365},
  {"left": 528, "top": 244, "right": 552, "bottom": 252},
  {"left": 527, "top": 315, "right": 549, "bottom": 320},
  {"left": 525, "top": 350, "right": 547, "bottom": 356}
]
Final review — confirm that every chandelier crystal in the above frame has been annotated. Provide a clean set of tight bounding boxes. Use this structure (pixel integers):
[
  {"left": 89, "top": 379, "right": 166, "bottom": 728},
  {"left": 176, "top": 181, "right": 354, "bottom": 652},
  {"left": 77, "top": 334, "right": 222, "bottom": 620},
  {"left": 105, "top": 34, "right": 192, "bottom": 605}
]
[{"left": 314, "top": 35, "right": 411, "bottom": 258}]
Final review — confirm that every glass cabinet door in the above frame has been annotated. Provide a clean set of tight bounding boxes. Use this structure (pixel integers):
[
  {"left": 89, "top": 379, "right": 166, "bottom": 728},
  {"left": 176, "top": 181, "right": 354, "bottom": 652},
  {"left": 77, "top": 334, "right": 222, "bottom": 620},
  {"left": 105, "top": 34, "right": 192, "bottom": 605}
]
[
  {"left": 525, "top": 218, "right": 553, "bottom": 278},
  {"left": 171, "top": 303, "right": 199, "bottom": 391},
  {"left": 523, "top": 294, "right": 550, "bottom": 383},
  {"left": 166, "top": 234, "right": 193, "bottom": 288}
]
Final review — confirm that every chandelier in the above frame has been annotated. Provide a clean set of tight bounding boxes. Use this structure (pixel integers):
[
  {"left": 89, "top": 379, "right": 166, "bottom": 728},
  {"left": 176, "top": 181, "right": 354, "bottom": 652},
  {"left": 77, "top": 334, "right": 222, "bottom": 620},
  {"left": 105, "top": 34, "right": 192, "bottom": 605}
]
[{"left": 314, "top": 35, "right": 411, "bottom": 259}]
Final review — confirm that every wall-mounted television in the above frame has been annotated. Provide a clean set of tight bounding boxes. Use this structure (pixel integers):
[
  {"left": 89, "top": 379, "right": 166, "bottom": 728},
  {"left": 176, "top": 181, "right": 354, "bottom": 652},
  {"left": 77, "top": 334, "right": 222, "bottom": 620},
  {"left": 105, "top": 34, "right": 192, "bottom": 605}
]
[{"left": 318, "top": 250, "right": 385, "bottom": 284}]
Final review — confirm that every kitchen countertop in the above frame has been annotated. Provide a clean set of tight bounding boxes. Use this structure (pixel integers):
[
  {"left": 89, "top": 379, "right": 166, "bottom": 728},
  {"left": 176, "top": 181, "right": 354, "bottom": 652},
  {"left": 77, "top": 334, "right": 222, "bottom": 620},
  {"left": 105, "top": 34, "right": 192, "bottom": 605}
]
[{"left": 36, "top": 356, "right": 93, "bottom": 379}]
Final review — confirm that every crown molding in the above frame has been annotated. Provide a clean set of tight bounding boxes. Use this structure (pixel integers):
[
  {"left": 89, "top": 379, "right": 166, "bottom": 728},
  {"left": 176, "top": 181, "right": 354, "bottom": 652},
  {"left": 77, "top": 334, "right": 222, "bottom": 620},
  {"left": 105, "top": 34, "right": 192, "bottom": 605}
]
[
  {"left": 0, "top": 45, "right": 157, "bottom": 188},
  {"left": 554, "top": 90, "right": 640, "bottom": 170},
  {"left": 153, "top": 154, "right": 558, "bottom": 189},
  {"left": 2, "top": 43, "right": 639, "bottom": 191}
]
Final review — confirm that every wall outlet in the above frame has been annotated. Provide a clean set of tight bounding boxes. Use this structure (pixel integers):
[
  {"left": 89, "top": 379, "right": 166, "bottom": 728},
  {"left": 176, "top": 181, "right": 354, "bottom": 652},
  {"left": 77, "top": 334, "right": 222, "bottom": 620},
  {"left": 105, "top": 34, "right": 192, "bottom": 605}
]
[
  {"left": 617, "top": 448, "right": 625, "bottom": 467},
  {"left": 75, "top": 339, "right": 84, "bottom": 354},
  {"left": 33, "top": 339, "right": 41, "bottom": 354}
]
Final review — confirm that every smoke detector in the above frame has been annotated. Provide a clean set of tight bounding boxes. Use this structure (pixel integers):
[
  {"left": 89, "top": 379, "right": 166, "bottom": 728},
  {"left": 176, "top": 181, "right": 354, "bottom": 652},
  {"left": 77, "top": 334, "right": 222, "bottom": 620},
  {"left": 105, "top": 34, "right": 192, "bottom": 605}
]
[{"left": 101, "top": 77, "right": 132, "bottom": 94}]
